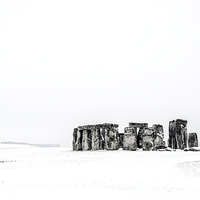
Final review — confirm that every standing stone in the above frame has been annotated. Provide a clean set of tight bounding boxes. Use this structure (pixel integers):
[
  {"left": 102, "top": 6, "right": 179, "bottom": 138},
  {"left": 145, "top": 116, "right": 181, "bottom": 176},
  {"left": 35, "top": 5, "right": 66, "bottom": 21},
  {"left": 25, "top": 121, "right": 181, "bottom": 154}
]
[
  {"left": 168, "top": 119, "right": 187, "bottom": 149},
  {"left": 168, "top": 120, "right": 177, "bottom": 149},
  {"left": 99, "top": 128, "right": 105, "bottom": 150},
  {"left": 129, "top": 123, "right": 148, "bottom": 149},
  {"left": 92, "top": 128, "right": 100, "bottom": 150},
  {"left": 105, "top": 127, "right": 118, "bottom": 150},
  {"left": 152, "top": 124, "right": 165, "bottom": 149},
  {"left": 73, "top": 128, "right": 78, "bottom": 150},
  {"left": 123, "top": 127, "right": 137, "bottom": 151},
  {"left": 82, "top": 129, "right": 92, "bottom": 151},
  {"left": 73, "top": 128, "right": 83, "bottom": 151},
  {"left": 188, "top": 133, "right": 198, "bottom": 148},
  {"left": 176, "top": 119, "right": 187, "bottom": 149},
  {"left": 143, "top": 128, "right": 154, "bottom": 151}
]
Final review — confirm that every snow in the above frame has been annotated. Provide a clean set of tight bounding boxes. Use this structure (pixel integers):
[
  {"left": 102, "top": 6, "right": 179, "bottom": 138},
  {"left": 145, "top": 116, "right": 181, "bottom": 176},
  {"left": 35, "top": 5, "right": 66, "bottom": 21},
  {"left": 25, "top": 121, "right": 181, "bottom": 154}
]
[{"left": 0, "top": 145, "right": 200, "bottom": 200}]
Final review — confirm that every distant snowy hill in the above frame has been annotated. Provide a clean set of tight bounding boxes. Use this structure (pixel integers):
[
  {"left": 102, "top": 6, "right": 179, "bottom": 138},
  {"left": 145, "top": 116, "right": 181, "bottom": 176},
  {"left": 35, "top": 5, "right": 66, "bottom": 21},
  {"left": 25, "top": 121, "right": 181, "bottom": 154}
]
[{"left": 0, "top": 142, "right": 60, "bottom": 148}]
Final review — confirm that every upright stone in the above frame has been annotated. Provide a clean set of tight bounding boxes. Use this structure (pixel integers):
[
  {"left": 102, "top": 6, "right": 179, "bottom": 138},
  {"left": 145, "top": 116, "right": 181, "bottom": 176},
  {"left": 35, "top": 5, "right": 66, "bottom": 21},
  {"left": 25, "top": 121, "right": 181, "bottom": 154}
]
[
  {"left": 176, "top": 119, "right": 187, "bottom": 149},
  {"left": 105, "top": 127, "right": 118, "bottom": 150},
  {"left": 73, "top": 128, "right": 78, "bottom": 150},
  {"left": 152, "top": 124, "right": 165, "bottom": 149},
  {"left": 143, "top": 128, "right": 154, "bottom": 151},
  {"left": 92, "top": 128, "right": 100, "bottom": 150},
  {"left": 123, "top": 127, "right": 137, "bottom": 151},
  {"left": 168, "top": 120, "right": 177, "bottom": 149},
  {"left": 168, "top": 119, "right": 187, "bottom": 149},
  {"left": 73, "top": 128, "right": 83, "bottom": 151},
  {"left": 188, "top": 133, "right": 198, "bottom": 148},
  {"left": 82, "top": 129, "right": 92, "bottom": 151},
  {"left": 129, "top": 122, "right": 148, "bottom": 149},
  {"left": 99, "top": 128, "right": 105, "bottom": 150}
]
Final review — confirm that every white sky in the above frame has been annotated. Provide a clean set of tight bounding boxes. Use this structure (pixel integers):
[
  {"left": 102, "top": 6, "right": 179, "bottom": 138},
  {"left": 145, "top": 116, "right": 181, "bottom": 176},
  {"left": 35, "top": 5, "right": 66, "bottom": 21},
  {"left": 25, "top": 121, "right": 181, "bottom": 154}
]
[{"left": 0, "top": 0, "right": 200, "bottom": 146}]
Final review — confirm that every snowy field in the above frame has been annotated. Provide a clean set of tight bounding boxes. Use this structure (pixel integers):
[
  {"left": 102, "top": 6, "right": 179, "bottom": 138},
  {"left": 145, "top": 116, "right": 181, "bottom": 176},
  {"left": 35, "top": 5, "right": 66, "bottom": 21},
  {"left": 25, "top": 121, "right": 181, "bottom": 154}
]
[{"left": 0, "top": 145, "right": 200, "bottom": 200}]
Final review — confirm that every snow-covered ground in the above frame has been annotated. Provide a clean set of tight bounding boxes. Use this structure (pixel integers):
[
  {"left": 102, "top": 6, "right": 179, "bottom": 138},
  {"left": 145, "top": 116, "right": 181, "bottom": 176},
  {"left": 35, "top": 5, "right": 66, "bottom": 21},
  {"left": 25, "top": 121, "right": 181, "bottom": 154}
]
[{"left": 0, "top": 145, "right": 200, "bottom": 200}]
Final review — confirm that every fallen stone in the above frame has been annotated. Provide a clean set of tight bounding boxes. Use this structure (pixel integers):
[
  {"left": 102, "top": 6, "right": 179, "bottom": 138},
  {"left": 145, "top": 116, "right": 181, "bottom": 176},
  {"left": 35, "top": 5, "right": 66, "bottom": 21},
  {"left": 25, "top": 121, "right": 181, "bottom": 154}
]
[
  {"left": 158, "top": 149, "right": 166, "bottom": 151},
  {"left": 184, "top": 148, "right": 190, "bottom": 151},
  {"left": 188, "top": 147, "right": 200, "bottom": 151},
  {"left": 165, "top": 147, "right": 173, "bottom": 151}
]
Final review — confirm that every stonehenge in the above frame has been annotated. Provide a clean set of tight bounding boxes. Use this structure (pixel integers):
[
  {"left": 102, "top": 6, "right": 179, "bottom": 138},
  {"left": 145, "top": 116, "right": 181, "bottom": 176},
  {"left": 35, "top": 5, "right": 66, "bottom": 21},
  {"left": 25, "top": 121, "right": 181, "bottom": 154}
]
[{"left": 73, "top": 119, "right": 198, "bottom": 151}]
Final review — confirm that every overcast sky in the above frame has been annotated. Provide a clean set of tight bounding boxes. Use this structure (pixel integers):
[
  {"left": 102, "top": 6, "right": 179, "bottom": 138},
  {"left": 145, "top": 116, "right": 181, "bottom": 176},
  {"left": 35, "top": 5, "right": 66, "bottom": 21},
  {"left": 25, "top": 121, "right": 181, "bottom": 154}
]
[{"left": 0, "top": 0, "right": 200, "bottom": 146}]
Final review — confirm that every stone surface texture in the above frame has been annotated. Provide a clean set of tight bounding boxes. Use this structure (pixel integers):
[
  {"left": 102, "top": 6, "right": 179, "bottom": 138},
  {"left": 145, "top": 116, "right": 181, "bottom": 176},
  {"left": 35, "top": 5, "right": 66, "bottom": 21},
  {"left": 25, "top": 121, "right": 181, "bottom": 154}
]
[
  {"left": 73, "top": 120, "right": 198, "bottom": 151},
  {"left": 142, "top": 128, "right": 154, "bottom": 151},
  {"left": 188, "top": 132, "right": 198, "bottom": 148},
  {"left": 73, "top": 128, "right": 83, "bottom": 151},
  {"left": 152, "top": 124, "right": 165, "bottom": 149},
  {"left": 123, "top": 127, "right": 137, "bottom": 151},
  {"left": 91, "top": 129, "right": 100, "bottom": 150},
  {"left": 105, "top": 127, "right": 119, "bottom": 150},
  {"left": 129, "top": 122, "right": 148, "bottom": 149},
  {"left": 168, "top": 119, "right": 188, "bottom": 149},
  {"left": 73, "top": 123, "right": 119, "bottom": 151}
]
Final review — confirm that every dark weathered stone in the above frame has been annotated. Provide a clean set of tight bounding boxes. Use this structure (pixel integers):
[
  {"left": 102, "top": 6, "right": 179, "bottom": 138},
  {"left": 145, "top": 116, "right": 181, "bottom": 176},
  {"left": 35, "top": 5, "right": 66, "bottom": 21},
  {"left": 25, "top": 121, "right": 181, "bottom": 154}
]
[
  {"left": 152, "top": 124, "right": 165, "bottom": 149},
  {"left": 188, "top": 147, "right": 200, "bottom": 151},
  {"left": 137, "top": 127, "right": 145, "bottom": 148},
  {"left": 128, "top": 122, "right": 148, "bottom": 149},
  {"left": 91, "top": 129, "right": 100, "bottom": 150},
  {"left": 143, "top": 128, "right": 154, "bottom": 151},
  {"left": 78, "top": 123, "right": 118, "bottom": 130},
  {"left": 129, "top": 122, "right": 148, "bottom": 128},
  {"left": 188, "top": 133, "right": 198, "bottom": 148},
  {"left": 168, "top": 120, "right": 177, "bottom": 149},
  {"left": 73, "top": 128, "right": 83, "bottom": 151},
  {"left": 176, "top": 119, "right": 187, "bottom": 149},
  {"left": 184, "top": 147, "right": 200, "bottom": 151},
  {"left": 82, "top": 129, "right": 92, "bottom": 151},
  {"left": 73, "top": 123, "right": 119, "bottom": 151},
  {"left": 168, "top": 119, "right": 187, "bottom": 149},
  {"left": 105, "top": 127, "right": 119, "bottom": 150},
  {"left": 165, "top": 147, "right": 173, "bottom": 151},
  {"left": 99, "top": 128, "right": 105, "bottom": 150},
  {"left": 73, "top": 128, "right": 78, "bottom": 150},
  {"left": 123, "top": 127, "right": 137, "bottom": 151},
  {"left": 152, "top": 124, "right": 163, "bottom": 138},
  {"left": 118, "top": 133, "right": 124, "bottom": 149}
]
